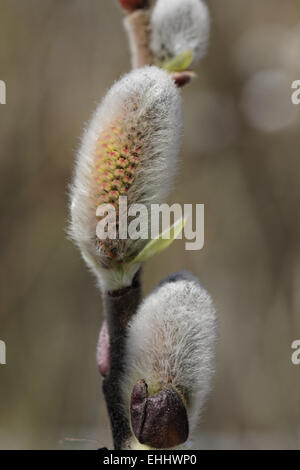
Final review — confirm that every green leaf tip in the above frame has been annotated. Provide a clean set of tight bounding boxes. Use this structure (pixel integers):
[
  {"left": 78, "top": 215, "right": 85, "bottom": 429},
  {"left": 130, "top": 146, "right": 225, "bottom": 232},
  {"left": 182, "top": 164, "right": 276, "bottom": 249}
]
[{"left": 131, "top": 216, "right": 185, "bottom": 264}]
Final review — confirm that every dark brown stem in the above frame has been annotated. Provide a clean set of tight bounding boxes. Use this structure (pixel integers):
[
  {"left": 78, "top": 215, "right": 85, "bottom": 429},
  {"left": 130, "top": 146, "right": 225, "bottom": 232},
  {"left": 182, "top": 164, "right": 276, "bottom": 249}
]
[
  {"left": 124, "top": 10, "right": 153, "bottom": 68},
  {"left": 102, "top": 269, "right": 142, "bottom": 449}
]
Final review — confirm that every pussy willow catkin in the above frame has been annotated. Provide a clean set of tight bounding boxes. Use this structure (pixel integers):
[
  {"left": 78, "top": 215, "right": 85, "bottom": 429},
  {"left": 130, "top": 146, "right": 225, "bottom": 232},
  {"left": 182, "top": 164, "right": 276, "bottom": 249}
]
[{"left": 70, "top": 66, "right": 182, "bottom": 290}]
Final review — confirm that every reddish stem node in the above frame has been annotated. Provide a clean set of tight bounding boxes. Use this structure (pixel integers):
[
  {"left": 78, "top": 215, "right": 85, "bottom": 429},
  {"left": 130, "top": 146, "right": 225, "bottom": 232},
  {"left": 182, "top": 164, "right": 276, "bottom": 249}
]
[{"left": 118, "top": 0, "right": 149, "bottom": 13}]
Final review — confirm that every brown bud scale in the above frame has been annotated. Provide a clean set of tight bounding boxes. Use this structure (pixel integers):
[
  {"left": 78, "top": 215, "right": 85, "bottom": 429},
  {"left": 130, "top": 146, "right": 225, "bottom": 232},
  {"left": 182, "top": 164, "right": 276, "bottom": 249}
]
[
  {"left": 91, "top": 116, "right": 147, "bottom": 259},
  {"left": 130, "top": 380, "right": 189, "bottom": 449}
]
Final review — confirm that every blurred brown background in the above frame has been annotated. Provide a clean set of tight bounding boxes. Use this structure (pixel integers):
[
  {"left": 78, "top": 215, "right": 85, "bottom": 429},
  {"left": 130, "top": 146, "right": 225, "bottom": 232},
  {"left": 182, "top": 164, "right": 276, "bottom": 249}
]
[{"left": 0, "top": 0, "right": 300, "bottom": 449}]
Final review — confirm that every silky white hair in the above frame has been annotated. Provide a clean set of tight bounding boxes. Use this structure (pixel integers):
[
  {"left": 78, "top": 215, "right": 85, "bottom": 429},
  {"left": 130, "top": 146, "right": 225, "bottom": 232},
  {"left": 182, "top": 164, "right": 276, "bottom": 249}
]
[
  {"left": 123, "top": 274, "right": 217, "bottom": 444},
  {"left": 69, "top": 66, "right": 182, "bottom": 291},
  {"left": 151, "top": 0, "right": 210, "bottom": 65}
]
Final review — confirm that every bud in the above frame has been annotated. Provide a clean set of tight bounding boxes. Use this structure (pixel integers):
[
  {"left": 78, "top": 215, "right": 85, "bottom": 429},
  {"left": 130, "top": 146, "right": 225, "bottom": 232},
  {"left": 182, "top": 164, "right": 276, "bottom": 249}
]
[
  {"left": 119, "top": 0, "right": 149, "bottom": 13},
  {"left": 151, "top": 0, "right": 210, "bottom": 67},
  {"left": 123, "top": 272, "right": 217, "bottom": 448},
  {"left": 70, "top": 67, "right": 182, "bottom": 291}
]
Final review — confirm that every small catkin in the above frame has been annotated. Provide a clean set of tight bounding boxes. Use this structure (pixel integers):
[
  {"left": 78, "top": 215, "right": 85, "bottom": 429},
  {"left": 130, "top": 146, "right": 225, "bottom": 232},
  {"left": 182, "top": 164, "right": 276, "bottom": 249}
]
[
  {"left": 151, "top": 0, "right": 210, "bottom": 66},
  {"left": 123, "top": 273, "right": 217, "bottom": 446}
]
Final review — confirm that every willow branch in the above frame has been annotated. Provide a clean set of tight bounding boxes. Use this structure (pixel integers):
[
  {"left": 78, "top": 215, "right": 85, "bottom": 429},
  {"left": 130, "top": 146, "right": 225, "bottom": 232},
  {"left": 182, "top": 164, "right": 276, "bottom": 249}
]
[{"left": 102, "top": 269, "right": 142, "bottom": 450}]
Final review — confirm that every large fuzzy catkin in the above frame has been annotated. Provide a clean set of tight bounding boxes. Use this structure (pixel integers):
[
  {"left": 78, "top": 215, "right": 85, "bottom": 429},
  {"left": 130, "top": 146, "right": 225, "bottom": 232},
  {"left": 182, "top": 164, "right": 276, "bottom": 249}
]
[
  {"left": 70, "top": 66, "right": 182, "bottom": 291},
  {"left": 123, "top": 273, "right": 217, "bottom": 447},
  {"left": 151, "top": 0, "right": 210, "bottom": 66}
]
